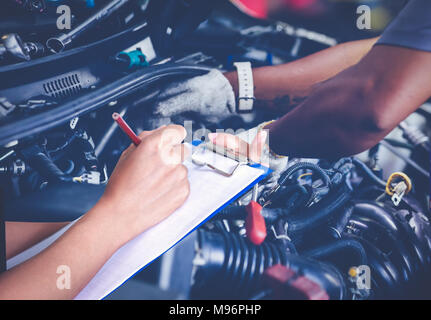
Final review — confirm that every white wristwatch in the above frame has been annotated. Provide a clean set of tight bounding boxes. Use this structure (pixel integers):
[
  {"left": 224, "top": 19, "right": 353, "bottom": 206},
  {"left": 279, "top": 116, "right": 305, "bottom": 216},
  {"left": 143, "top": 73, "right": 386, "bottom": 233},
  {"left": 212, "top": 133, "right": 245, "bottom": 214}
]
[{"left": 234, "top": 62, "right": 255, "bottom": 113}]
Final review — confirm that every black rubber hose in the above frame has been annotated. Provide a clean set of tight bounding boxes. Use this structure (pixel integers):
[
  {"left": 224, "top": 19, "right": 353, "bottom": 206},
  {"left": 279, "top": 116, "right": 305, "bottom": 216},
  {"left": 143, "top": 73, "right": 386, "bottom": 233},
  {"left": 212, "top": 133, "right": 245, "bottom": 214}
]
[
  {"left": 302, "top": 239, "right": 367, "bottom": 266},
  {"left": 283, "top": 254, "right": 346, "bottom": 300},
  {"left": 332, "top": 205, "right": 355, "bottom": 236},
  {"left": 278, "top": 162, "right": 332, "bottom": 188},
  {"left": 0, "top": 64, "right": 212, "bottom": 146},
  {"left": 287, "top": 180, "right": 353, "bottom": 234},
  {"left": 192, "top": 230, "right": 287, "bottom": 299},
  {"left": 352, "top": 158, "right": 386, "bottom": 188},
  {"left": 0, "top": 16, "right": 59, "bottom": 34},
  {"left": 347, "top": 214, "right": 413, "bottom": 284},
  {"left": 215, "top": 185, "right": 309, "bottom": 223},
  {"left": 270, "top": 184, "right": 310, "bottom": 210},
  {"left": 351, "top": 202, "right": 429, "bottom": 274},
  {"left": 192, "top": 230, "right": 346, "bottom": 300},
  {"left": 344, "top": 233, "right": 400, "bottom": 297},
  {"left": 27, "top": 152, "right": 73, "bottom": 183},
  {"left": 3, "top": 182, "right": 105, "bottom": 222},
  {"left": 339, "top": 202, "right": 431, "bottom": 297}
]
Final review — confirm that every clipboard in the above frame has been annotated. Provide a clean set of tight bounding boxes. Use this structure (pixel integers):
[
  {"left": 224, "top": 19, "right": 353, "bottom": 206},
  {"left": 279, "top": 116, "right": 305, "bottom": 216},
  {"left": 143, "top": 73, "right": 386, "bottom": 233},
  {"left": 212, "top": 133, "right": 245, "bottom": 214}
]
[
  {"left": 75, "top": 141, "right": 270, "bottom": 300},
  {"left": 191, "top": 140, "right": 253, "bottom": 177}
]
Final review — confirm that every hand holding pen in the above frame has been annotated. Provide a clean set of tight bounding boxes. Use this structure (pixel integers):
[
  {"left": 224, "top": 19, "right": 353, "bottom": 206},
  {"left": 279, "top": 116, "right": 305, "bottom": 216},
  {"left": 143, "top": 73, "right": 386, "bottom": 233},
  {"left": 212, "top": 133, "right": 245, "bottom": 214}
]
[{"left": 95, "top": 113, "right": 191, "bottom": 245}]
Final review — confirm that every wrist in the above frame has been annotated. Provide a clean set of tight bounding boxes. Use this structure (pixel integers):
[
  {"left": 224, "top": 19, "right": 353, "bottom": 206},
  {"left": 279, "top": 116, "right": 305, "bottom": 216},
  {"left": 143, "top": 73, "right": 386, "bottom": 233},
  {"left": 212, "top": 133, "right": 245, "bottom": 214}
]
[
  {"left": 223, "top": 71, "right": 239, "bottom": 98},
  {"left": 233, "top": 62, "right": 255, "bottom": 113},
  {"left": 83, "top": 197, "right": 133, "bottom": 249},
  {"left": 263, "top": 120, "right": 287, "bottom": 159}
]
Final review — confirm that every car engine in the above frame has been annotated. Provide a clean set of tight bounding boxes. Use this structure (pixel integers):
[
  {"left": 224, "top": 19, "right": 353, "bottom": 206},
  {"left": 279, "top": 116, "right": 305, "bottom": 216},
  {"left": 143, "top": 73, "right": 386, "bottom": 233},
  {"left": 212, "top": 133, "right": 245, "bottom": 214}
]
[{"left": 0, "top": 0, "right": 430, "bottom": 300}]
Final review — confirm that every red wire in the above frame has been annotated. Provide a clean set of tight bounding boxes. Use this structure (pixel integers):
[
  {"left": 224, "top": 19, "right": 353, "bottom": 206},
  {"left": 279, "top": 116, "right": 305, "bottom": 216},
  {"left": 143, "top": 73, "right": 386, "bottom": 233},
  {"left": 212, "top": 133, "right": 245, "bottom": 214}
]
[{"left": 112, "top": 113, "right": 142, "bottom": 146}]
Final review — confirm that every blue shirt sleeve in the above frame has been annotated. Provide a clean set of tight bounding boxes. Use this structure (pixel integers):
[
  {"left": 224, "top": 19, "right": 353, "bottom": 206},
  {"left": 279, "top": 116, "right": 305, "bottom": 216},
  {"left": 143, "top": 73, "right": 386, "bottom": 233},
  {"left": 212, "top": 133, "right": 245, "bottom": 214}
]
[{"left": 376, "top": 0, "right": 431, "bottom": 52}]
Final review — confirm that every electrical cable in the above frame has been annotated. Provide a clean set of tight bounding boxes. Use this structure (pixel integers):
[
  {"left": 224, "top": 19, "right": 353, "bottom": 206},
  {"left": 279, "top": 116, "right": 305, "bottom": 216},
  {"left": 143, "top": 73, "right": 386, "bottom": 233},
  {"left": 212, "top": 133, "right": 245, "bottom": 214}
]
[
  {"left": 302, "top": 239, "right": 367, "bottom": 266},
  {"left": 384, "top": 138, "right": 414, "bottom": 151},
  {"left": 380, "top": 140, "right": 429, "bottom": 177},
  {"left": 352, "top": 158, "right": 387, "bottom": 188}
]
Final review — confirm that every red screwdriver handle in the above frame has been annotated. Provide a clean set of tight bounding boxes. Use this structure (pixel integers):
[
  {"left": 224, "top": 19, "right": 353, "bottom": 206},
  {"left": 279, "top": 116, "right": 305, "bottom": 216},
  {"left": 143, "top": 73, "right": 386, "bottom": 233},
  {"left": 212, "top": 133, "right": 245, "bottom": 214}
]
[{"left": 245, "top": 201, "right": 267, "bottom": 245}]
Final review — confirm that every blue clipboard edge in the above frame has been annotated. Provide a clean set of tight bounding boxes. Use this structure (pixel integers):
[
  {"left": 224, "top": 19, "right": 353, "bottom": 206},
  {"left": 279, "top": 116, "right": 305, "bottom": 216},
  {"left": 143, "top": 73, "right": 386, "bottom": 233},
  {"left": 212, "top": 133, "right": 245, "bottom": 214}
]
[{"left": 102, "top": 141, "right": 271, "bottom": 300}]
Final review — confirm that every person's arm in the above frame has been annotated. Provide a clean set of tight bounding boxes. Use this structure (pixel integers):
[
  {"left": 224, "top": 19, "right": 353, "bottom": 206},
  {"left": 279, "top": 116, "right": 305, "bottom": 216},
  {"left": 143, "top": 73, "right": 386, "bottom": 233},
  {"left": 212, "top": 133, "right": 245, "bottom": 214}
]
[
  {"left": 6, "top": 222, "right": 69, "bottom": 260},
  {"left": 266, "top": 45, "right": 431, "bottom": 159},
  {"left": 151, "top": 37, "right": 378, "bottom": 123},
  {"left": 224, "top": 37, "right": 379, "bottom": 113},
  {"left": 0, "top": 125, "right": 190, "bottom": 299}
]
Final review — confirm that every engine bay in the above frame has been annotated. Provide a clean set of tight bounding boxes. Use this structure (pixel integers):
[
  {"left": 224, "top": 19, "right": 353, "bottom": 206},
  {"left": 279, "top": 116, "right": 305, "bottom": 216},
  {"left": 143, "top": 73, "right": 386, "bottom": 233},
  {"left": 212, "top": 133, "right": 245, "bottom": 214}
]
[{"left": 0, "top": 0, "right": 430, "bottom": 300}]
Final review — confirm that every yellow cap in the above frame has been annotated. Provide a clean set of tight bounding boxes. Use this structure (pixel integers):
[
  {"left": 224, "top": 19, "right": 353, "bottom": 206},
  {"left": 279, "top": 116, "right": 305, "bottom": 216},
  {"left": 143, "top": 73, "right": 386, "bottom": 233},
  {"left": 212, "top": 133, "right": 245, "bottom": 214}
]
[{"left": 349, "top": 267, "right": 357, "bottom": 278}]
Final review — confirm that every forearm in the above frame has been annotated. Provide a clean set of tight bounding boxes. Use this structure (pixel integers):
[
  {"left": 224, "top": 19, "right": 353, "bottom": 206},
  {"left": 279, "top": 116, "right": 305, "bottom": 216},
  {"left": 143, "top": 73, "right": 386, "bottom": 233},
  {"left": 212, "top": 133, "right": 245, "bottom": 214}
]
[
  {"left": 0, "top": 201, "right": 125, "bottom": 300},
  {"left": 6, "top": 222, "right": 69, "bottom": 260},
  {"left": 265, "top": 71, "right": 384, "bottom": 159},
  {"left": 0, "top": 125, "right": 191, "bottom": 300},
  {"left": 265, "top": 45, "right": 431, "bottom": 159},
  {"left": 224, "top": 37, "right": 378, "bottom": 113}
]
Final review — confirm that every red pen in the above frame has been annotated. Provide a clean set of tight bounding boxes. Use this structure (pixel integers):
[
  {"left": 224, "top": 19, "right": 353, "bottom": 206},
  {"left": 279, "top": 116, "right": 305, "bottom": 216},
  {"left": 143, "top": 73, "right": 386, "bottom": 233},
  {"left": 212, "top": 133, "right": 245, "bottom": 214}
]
[{"left": 112, "top": 112, "right": 142, "bottom": 146}]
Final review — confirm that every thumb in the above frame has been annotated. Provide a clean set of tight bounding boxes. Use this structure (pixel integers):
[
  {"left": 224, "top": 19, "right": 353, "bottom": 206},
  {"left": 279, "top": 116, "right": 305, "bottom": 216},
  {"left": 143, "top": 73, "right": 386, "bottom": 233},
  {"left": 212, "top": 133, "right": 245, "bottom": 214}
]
[
  {"left": 138, "top": 130, "right": 153, "bottom": 140},
  {"left": 249, "top": 130, "right": 268, "bottom": 164},
  {"left": 208, "top": 132, "right": 249, "bottom": 157}
]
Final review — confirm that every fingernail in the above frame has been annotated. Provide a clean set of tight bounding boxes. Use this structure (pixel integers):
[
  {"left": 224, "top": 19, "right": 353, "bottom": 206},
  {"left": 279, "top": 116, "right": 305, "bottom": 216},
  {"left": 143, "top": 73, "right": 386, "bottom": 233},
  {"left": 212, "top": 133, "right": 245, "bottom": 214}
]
[{"left": 208, "top": 133, "right": 218, "bottom": 142}]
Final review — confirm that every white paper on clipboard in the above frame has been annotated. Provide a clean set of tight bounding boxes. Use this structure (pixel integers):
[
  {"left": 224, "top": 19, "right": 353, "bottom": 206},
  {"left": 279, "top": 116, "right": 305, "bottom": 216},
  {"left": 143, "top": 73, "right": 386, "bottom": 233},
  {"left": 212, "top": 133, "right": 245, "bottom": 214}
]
[{"left": 75, "top": 145, "right": 268, "bottom": 300}]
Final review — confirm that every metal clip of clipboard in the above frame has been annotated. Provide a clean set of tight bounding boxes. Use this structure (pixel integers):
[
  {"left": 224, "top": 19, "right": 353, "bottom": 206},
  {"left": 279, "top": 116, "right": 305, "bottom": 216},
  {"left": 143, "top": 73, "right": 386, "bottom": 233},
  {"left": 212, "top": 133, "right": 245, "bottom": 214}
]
[{"left": 191, "top": 142, "right": 253, "bottom": 177}]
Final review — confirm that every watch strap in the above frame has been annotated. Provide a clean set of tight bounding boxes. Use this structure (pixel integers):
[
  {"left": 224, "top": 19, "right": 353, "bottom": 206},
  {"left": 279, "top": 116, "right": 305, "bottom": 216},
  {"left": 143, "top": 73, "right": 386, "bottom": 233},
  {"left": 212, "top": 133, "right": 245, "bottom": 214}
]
[{"left": 234, "top": 62, "right": 255, "bottom": 113}]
